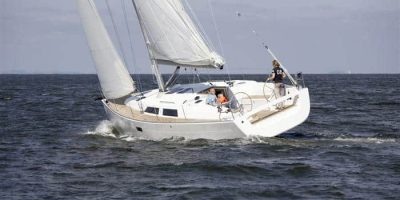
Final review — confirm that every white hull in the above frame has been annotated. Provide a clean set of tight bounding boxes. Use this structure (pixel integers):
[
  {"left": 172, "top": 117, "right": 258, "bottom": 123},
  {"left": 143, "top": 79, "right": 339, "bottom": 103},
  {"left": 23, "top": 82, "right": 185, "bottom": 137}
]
[
  {"left": 103, "top": 102, "right": 245, "bottom": 140},
  {"left": 102, "top": 84, "right": 310, "bottom": 140}
]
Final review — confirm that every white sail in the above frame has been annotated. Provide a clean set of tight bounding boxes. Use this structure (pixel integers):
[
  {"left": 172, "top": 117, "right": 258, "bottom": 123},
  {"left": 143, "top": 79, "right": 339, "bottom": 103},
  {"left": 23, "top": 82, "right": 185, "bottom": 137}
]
[
  {"left": 76, "top": 0, "right": 135, "bottom": 99},
  {"left": 132, "top": 0, "right": 225, "bottom": 69}
]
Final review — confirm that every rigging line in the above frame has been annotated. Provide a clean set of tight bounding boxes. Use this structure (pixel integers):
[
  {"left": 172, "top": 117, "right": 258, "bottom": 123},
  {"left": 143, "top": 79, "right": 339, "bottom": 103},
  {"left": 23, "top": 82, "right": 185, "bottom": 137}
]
[
  {"left": 121, "top": 0, "right": 143, "bottom": 92},
  {"left": 185, "top": 68, "right": 190, "bottom": 84},
  {"left": 191, "top": 68, "right": 195, "bottom": 84},
  {"left": 183, "top": 0, "right": 215, "bottom": 51},
  {"left": 206, "top": 68, "right": 212, "bottom": 83},
  {"left": 192, "top": 68, "right": 198, "bottom": 84},
  {"left": 182, "top": 0, "right": 225, "bottom": 69},
  {"left": 207, "top": 0, "right": 224, "bottom": 56},
  {"left": 152, "top": 73, "right": 157, "bottom": 85},
  {"left": 207, "top": 0, "right": 231, "bottom": 82},
  {"left": 105, "top": 0, "right": 130, "bottom": 75},
  {"left": 195, "top": 68, "right": 201, "bottom": 83},
  {"left": 236, "top": 12, "right": 267, "bottom": 77},
  {"left": 131, "top": 2, "right": 164, "bottom": 89}
]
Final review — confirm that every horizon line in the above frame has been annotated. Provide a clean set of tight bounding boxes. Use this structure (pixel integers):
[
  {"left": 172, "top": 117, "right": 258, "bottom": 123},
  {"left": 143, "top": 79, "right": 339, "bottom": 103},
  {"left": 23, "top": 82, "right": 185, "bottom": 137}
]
[{"left": 0, "top": 73, "right": 399, "bottom": 75}]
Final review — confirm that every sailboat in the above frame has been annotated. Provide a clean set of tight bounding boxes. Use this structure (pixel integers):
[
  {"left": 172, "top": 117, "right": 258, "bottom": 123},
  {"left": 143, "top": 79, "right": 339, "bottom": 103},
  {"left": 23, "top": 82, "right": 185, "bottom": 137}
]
[{"left": 76, "top": 0, "right": 310, "bottom": 140}]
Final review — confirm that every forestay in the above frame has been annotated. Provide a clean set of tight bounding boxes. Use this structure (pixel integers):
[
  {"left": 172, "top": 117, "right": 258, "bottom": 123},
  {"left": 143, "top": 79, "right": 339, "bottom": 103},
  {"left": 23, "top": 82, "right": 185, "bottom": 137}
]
[
  {"left": 132, "top": 0, "right": 225, "bottom": 69},
  {"left": 76, "top": 0, "right": 135, "bottom": 99}
]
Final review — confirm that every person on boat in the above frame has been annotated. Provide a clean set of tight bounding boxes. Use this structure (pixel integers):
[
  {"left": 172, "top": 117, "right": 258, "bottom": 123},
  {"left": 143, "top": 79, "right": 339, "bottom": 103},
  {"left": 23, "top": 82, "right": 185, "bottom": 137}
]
[
  {"left": 267, "top": 60, "right": 286, "bottom": 97},
  {"left": 217, "top": 93, "right": 228, "bottom": 104},
  {"left": 206, "top": 88, "right": 217, "bottom": 105}
]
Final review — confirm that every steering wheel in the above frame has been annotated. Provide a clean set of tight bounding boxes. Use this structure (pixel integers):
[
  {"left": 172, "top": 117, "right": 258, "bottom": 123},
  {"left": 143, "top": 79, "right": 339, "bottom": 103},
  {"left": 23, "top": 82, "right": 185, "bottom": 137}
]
[
  {"left": 230, "top": 92, "right": 253, "bottom": 114},
  {"left": 263, "top": 81, "right": 277, "bottom": 102}
]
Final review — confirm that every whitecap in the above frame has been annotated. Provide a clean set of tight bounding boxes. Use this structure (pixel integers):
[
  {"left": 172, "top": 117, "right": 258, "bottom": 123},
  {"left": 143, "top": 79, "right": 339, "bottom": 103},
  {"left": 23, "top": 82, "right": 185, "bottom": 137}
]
[{"left": 334, "top": 137, "right": 396, "bottom": 144}]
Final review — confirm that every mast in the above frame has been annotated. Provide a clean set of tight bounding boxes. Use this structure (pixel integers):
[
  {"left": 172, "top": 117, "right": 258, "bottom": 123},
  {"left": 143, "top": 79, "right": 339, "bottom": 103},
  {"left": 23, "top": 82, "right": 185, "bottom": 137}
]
[
  {"left": 131, "top": 1, "right": 165, "bottom": 92},
  {"left": 151, "top": 59, "right": 166, "bottom": 92}
]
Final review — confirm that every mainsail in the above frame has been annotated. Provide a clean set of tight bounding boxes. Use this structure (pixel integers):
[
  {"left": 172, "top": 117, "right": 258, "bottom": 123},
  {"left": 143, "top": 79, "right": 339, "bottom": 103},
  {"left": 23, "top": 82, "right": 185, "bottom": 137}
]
[
  {"left": 132, "top": 0, "right": 225, "bottom": 69},
  {"left": 76, "top": 0, "right": 135, "bottom": 99}
]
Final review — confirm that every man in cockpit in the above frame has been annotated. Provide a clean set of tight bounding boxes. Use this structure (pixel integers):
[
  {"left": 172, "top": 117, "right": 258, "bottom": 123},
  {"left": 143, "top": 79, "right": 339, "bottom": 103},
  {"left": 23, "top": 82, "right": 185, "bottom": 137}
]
[{"left": 206, "top": 88, "right": 217, "bottom": 106}]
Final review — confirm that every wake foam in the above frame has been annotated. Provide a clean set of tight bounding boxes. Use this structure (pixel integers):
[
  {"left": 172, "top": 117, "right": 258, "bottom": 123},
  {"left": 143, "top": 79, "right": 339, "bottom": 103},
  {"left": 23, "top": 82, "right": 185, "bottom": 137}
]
[
  {"left": 83, "top": 121, "right": 398, "bottom": 145},
  {"left": 84, "top": 120, "right": 153, "bottom": 142},
  {"left": 334, "top": 137, "right": 396, "bottom": 144},
  {"left": 85, "top": 120, "right": 117, "bottom": 138}
]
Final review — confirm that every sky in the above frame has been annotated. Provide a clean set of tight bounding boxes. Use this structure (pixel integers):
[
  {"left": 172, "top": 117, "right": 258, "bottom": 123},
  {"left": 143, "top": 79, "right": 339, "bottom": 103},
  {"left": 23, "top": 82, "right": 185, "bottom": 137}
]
[{"left": 0, "top": 0, "right": 399, "bottom": 74}]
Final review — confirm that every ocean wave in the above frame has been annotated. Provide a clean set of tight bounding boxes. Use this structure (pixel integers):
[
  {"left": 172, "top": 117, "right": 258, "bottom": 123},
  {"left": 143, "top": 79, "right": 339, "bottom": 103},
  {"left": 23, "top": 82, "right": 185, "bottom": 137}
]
[
  {"left": 369, "top": 101, "right": 400, "bottom": 106},
  {"left": 333, "top": 137, "right": 396, "bottom": 144}
]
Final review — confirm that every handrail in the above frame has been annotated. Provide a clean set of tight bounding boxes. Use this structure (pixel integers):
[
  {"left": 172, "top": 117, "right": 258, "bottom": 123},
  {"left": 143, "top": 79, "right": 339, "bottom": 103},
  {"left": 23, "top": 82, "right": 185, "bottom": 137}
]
[
  {"left": 181, "top": 105, "right": 187, "bottom": 119},
  {"left": 218, "top": 102, "right": 236, "bottom": 121}
]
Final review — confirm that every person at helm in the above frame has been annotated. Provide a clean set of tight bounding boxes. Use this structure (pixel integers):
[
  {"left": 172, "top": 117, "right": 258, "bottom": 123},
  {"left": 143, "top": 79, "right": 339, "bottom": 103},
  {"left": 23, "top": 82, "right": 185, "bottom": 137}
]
[{"left": 267, "top": 60, "right": 287, "bottom": 97}]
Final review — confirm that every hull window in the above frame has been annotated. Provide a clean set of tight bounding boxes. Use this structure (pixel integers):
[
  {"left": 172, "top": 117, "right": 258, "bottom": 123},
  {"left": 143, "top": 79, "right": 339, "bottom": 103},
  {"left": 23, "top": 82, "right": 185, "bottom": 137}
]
[
  {"left": 163, "top": 109, "right": 178, "bottom": 117},
  {"left": 145, "top": 107, "right": 159, "bottom": 114}
]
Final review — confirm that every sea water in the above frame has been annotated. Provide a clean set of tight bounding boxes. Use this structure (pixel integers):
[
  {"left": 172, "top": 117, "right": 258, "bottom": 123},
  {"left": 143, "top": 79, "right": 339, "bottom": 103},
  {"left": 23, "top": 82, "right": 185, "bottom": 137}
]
[{"left": 1, "top": 74, "right": 399, "bottom": 199}]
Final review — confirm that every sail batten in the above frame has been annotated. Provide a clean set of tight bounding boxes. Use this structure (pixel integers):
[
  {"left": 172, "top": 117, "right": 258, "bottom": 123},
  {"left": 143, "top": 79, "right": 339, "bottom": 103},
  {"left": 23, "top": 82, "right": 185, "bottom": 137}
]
[
  {"left": 132, "top": 0, "right": 225, "bottom": 69},
  {"left": 76, "top": 0, "right": 135, "bottom": 99}
]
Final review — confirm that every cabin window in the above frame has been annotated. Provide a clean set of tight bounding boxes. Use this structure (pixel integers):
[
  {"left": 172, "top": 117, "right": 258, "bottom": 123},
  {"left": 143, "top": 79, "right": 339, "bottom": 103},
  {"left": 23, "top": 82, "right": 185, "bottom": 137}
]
[
  {"left": 166, "top": 87, "right": 182, "bottom": 94},
  {"left": 163, "top": 109, "right": 178, "bottom": 117},
  {"left": 178, "top": 88, "right": 194, "bottom": 94},
  {"left": 145, "top": 107, "right": 159, "bottom": 114}
]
